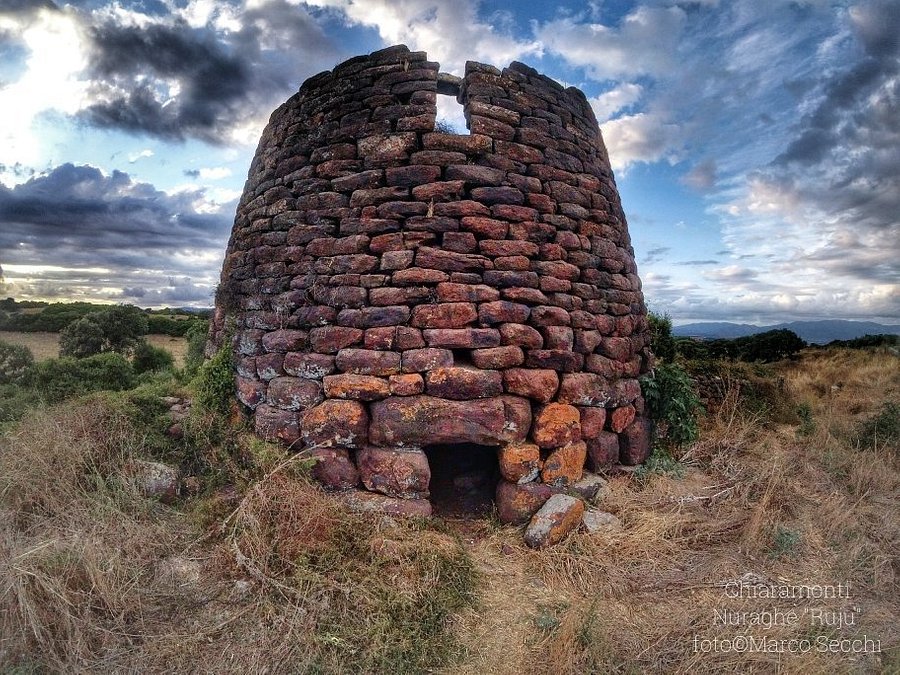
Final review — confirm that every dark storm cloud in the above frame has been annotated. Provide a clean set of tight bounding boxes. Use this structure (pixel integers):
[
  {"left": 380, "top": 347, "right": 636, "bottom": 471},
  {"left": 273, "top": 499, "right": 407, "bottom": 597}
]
[
  {"left": 773, "top": 0, "right": 899, "bottom": 232},
  {"left": 77, "top": 1, "right": 341, "bottom": 142},
  {"left": 0, "top": 0, "right": 59, "bottom": 15},
  {"left": 0, "top": 163, "right": 232, "bottom": 277}
]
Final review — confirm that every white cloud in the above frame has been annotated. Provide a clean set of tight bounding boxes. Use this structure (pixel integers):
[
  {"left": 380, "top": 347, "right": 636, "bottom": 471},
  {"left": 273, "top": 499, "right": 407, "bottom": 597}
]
[
  {"left": 303, "top": 0, "right": 540, "bottom": 72},
  {"left": 534, "top": 6, "right": 686, "bottom": 80},
  {"left": 600, "top": 112, "right": 683, "bottom": 171},
  {"left": 589, "top": 82, "right": 643, "bottom": 123}
]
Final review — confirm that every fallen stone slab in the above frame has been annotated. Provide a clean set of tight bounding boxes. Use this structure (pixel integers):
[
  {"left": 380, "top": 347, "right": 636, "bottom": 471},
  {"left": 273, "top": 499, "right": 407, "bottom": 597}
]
[{"left": 524, "top": 494, "right": 585, "bottom": 549}]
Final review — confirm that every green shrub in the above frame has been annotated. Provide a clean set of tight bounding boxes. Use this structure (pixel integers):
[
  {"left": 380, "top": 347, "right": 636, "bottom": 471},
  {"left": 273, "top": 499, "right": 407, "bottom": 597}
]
[
  {"left": 648, "top": 312, "right": 676, "bottom": 362},
  {"left": 132, "top": 340, "right": 175, "bottom": 374},
  {"left": 796, "top": 403, "right": 816, "bottom": 437},
  {"left": 31, "top": 353, "right": 135, "bottom": 403},
  {"left": 182, "top": 320, "right": 209, "bottom": 380},
  {"left": 0, "top": 340, "right": 34, "bottom": 385},
  {"left": 0, "top": 383, "right": 40, "bottom": 427},
  {"left": 59, "top": 305, "right": 149, "bottom": 358},
  {"left": 640, "top": 362, "right": 702, "bottom": 451},
  {"left": 853, "top": 401, "right": 899, "bottom": 453},
  {"left": 193, "top": 342, "right": 234, "bottom": 415}
]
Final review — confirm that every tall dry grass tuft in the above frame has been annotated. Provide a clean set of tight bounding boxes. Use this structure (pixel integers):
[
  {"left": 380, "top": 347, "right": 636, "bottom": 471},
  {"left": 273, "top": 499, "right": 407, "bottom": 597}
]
[{"left": 0, "top": 396, "right": 186, "bottom": 670}]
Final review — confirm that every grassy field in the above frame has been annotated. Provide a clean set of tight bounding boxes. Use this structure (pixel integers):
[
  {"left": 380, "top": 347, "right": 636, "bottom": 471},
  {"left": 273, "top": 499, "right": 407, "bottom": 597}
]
[
  {"left": 0, "top": 347, "right": 897, "bottom": 673},
  {"left": 0, "top": 331, "right": 189, "bottom": 366}
]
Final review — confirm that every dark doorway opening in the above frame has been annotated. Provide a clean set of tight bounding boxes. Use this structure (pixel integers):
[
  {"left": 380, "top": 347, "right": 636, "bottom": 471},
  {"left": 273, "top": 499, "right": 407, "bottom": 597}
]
[{"left": 424, "top": 443, "right": 498, "bottom": 518}]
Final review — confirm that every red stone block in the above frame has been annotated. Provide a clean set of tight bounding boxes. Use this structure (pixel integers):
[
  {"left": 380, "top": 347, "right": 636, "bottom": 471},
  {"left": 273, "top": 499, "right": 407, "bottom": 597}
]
[
  {"left": 301, "top": 399, "right": 369, "bottom": 449},
  {"left": 401, "top": 347, "right": 454, "bottom": 372},
  {"left": 578, "top": 406, "right": 607, "bottom": 440},
  {"left": 308, "top": 326, "right": 364, "bottom": 353},
  {"left": 267, "top": 376, "right": 323, "bottom": 411},
  {"left": 532, "top": 403, "right": 581, "bottom": 448},
  {"left": 499, "top": 323, "right": 544, "bottom": 348},
  {"left": 254, "top": 404, "right": 300, "bottom": 446},
  {"left": 335, "top": 348, "right": 401, "bottom": 375},
  {"left": 471, "top": 345, "right": 524, "bottom": 369},
  {"left": 389, "top": 373, "right": 425, "bottom": 395},
  {"left": 307, "top": 447, "right": 359, "bottom": 490},
  {"left": 496, "top": 480, "right": 552, "bottom": 524},
  {"left": 620, "top": 416, "right": 652, "bottom": 465},
  {"left": 410, "top": 302, "right": 478, "bottom": 328},
  {"left": 436, "top": 282, "right": 500, "bottom": 302},
  {"left": 357, "top": 446, "right": 431, "bottom": 498},
  {"left": 502, "top": 367, "right": 559, "bottom": 402},
  {"left": 608, "top": 405, "right": 636, "bottom": 433},
  {"left": 284, "top": 352, "right": 336, "bottom": 379},
  {"left": 236, "top": 376, "right": 266, "bottom": 409},
  {"left": 425, "top": 366, "right": 503, "bottom": 399},
  {"left": 415, "top": 246, "right": 489, "bottom": 273},
  {"left": 529, "top": 305, "right": 571, "bottom": 326},
  {"left": 422, "top": 328, "right": 501, "bottom": 348},
  {"left": 478, "top": 300, "right": 531, "bottom": 324},
  {"left": 255, "top": 353, "right": 284, "bottom": 380},
  {"left": 323, "top": 374, "right": 391, "bottom": 400},
  {"left": 541, "top": 441, "right": 587, "bottom": 487},
  {"left": 542, "top": 326, "right": 574, "bottom": 351},
  {"left": 392, "top": 267, "right": 450, "bottom": 285},
  {"left": 261, "top": 329, "right": 308, "bottom": 352},
  {"left": 557, "top": 373, "right": 612, "bottom": 407},
  {"left": 461, "top": 216, "right": 508, "bottom": 239},
  {"left": 498, "top": 442, "right": 541, "bottom": 483},
  {"left": 585, "top": 431, "right": 620, "bottom": 470},
  {"left": 525, "top": 349, "right": 584, "bottom": 372}
]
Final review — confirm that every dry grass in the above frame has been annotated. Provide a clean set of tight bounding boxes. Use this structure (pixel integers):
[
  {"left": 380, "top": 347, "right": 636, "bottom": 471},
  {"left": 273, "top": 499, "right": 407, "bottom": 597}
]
[
  {"left": 1, "top": 348, "right": 898, "bottom": 673},
  {"left": 0, "top": 331, "right": 188, "bottom": 366}
]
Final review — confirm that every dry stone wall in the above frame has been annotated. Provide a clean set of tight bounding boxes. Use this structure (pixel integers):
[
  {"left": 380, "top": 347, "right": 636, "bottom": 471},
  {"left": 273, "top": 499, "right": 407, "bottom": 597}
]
[{"left": 212, "top": 44, "right": 653, "bottom": 521}]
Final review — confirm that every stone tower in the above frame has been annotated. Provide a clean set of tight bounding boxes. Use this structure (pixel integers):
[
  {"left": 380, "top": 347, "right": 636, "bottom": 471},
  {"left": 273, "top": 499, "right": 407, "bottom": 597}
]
[{"left": 211, "top": 45, "right": 653, "bottom": 521}]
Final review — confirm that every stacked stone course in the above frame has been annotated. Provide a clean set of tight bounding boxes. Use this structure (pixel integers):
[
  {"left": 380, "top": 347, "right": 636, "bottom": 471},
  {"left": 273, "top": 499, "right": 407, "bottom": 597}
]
[{"left": 212, "top": 44, "right": 653, "bottom": 521}]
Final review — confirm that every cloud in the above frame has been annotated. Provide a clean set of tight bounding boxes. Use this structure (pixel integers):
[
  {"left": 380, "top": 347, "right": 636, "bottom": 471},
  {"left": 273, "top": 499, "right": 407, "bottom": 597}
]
[
  {"left": 534, "top": 6, "right": 687, "bottom": 80},
  {"left": 681, "top": 159, "right": 717, "bottom": 191},
  {"left": 305, "top": 0, "right": 540, "bottom": 73},
  {"left": 589, "top": 82, "right": 643, "bottom": 123},
  {"left": 643, "top": 246, "right": 671, "bottom": 265},
  {"left": 601, "top": 112, "right": 683, "bottom": 171},
  {"left": 0, "top": 163, "right": 232, "bottom": 305}
]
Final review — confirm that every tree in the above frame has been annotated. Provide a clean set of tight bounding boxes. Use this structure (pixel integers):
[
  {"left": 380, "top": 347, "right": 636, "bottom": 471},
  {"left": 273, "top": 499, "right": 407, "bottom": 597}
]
[
  {"left": 59, "top": 305, "right": 150, "bottom": 358},
  {"left": 648, "top": 312, "right": 677, "bottom": 362}
]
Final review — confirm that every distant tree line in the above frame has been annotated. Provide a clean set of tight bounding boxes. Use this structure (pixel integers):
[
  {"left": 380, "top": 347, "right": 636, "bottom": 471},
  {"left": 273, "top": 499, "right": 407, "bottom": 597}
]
[{"left": 0, "top": 298, "right": 209, "bottom": 337}]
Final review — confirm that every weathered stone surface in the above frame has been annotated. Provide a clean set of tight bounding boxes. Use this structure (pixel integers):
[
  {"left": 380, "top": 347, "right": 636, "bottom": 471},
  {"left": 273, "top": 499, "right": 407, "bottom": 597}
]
[
  {"left": 609, "top": 405, "right": 636, "bottom": 433},
  {"left": 620, "top": 416, "right": 652, "bottom": 465},
  {"left": 582, "top": 508, "right": 622, "bottom": 533},
  {"left": 357, "top": 446, "right": 430, "bottom": 498},
  {"left": 323, "top": 374, "right": 391, "bottom": 400},
  {"left": 389, "top": 373, "right": 425, "bottom": 395},
  {"left": 496, "top": 479, "right": 553, "bottom": 524},
  {"left": 268, "top": 376, "right": 323, "bottom": 411},
  {"left": 541, "top": 441, "right": 587, "bottom": 487},
  {"left": 370, "top": 395, "right": 520, "bottom": 446},
  {"left": 585, "top": 431, "right": 620, "bottom": 470},
  {"left": 411, "top": 302, "right": 478, "bottom": 328},
  {"left": 423, "top": 328, "right": 501, "bottom": 348},
  {"left": 569, "top": 472, "right": 609, "bottom": 501},
  {"left": 262, "top": 329, "right": 308, "bottom": 352},
  {"left": 478, "top": 300, "right": 530, "bottom": 324},
  {"left": 308, "top": 326, "right": 363, "bottom": 353},
  {"left": 283, "top": 352, "right": 336, "bottom": 379},
  {"left": 123, "top": 460, "right": 180, "bottom": 503},
  {"left": 335, "top": 348, "right": 401, "bottom": 375},
  {"left": 557, "top": 373, "right": 612, "bottom": 407},
  {"left": 499, "top": 322, "right": 544, "bottom": 348},
  {"left": 503, "top": 367, "right": 558, "bottom": 402},
  {"left": 471, "top": 345, "right": 524, "bottom": 369},
  {"left": 401, "top": 347, "right": 454, "bottom": 372},
  {"left": 307, "top": 447, "right": 359, "bottom": 490},
  {"left": 301, "top": 400, "right": 368, "bottom": 448},
  {"left": 340, "top": 489, "right": 433, "bottom": 518},
  {"left": 578, "top": 406, "right": 607, "bottom": 440},
  {"left": 524, "top": 494, "right": 585, "bottom": 549},
  {"left": 425, "top": 366, "right": 502, "bottom": 399},
  {"left": 236, "top": 377, "right": 266, "bottom": 409},
  {"left": 255, "top": 404, "right": 300, "bottom": 446},
  {"left": 498, "top": 442, "right": 541, "bottom": 483},
  {"left": 532, "top": 403, "right": 581, "bottom": 448}
]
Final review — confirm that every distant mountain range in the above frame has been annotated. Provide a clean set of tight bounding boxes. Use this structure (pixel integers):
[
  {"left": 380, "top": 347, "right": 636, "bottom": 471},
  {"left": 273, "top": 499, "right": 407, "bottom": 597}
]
[{"left": 672, "top": 320, "right": 900, "bottom": 344}]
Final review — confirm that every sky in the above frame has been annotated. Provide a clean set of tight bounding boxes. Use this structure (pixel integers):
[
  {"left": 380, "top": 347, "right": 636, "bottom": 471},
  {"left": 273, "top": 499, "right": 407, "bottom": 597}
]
[{"left": 0, "top": 0, "right": 897, "bottom": 325}]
